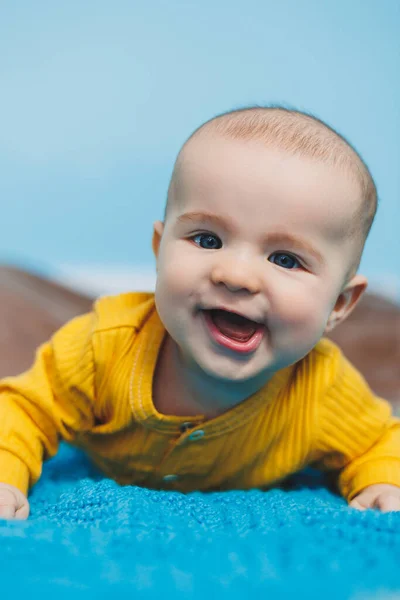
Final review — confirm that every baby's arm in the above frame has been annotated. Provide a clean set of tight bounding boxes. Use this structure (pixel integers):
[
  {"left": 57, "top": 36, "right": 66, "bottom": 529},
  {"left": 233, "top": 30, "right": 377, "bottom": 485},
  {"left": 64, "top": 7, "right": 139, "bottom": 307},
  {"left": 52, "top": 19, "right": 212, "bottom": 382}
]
[
  {"left": 314, "top": 401, "right": 400, "bottom": 510},
  {"left": 0, "top": 311, "right": 97, "bottom": 518},
  {"left": 337, "top": 417, "right": 400, "bottom": 509},
  {"left": 310, "top": 343, "right": 400, "bottom": 510}
]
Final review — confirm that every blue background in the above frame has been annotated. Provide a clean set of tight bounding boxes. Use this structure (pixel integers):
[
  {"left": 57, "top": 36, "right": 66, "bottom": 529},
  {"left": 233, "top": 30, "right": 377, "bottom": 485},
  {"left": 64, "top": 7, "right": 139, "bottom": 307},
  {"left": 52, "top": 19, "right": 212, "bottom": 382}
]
[{"left": 1, "top": 1, "right": 399, "bottom": 296}]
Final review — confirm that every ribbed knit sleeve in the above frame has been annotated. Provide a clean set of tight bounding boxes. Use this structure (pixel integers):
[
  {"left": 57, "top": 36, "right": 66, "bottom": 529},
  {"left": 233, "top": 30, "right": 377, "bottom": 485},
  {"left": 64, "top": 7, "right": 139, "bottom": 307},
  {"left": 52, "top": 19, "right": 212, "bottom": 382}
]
[
  {"left": 312, "top": 344, "right": 400, "bottom": 502},
  {"left": 0, "top": 312, "right": 96, "bottom": 495}
]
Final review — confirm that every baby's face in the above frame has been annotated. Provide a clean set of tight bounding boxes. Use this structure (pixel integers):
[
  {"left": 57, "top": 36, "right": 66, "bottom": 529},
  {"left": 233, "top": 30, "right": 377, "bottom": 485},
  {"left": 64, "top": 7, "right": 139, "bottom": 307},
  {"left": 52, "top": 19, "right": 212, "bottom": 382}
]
[{"left": 153, "top": 135, "right": 366, "bottom": 383}]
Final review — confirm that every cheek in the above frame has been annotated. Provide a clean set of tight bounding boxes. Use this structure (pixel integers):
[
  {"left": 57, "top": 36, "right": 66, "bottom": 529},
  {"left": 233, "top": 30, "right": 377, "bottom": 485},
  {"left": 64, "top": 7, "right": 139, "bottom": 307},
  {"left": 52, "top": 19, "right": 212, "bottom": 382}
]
[
  {"left": 159, "top": 244, "right": 199, "bottom": 287},
  {"left": 275, "top": 287, "right": 331, "bottom": 327},
  {"left": 159, "top": 260, "right": 190, "bottom": 293},
  {"left": 156, "top": 248, "right": 196, "bottom": 302}
]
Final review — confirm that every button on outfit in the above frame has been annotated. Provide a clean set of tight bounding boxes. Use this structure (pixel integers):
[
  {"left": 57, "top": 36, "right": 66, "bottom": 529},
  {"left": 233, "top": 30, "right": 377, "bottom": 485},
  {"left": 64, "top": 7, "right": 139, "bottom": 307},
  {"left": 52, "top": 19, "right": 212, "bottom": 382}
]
[{"left": 188, "top": 430, "right": 205, "bottom": 441}]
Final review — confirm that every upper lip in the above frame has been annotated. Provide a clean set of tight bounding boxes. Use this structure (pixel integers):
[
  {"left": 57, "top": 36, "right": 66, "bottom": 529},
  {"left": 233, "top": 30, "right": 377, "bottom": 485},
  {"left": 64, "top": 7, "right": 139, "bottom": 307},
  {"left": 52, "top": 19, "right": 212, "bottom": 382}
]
[{"left": 202, "top": 306, "right": 264, "bottom": 325}]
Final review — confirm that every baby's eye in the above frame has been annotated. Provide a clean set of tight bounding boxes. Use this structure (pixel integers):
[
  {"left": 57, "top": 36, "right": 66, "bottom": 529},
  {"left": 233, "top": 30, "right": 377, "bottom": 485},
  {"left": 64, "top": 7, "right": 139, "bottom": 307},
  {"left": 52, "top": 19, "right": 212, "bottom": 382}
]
[
  {"left": 269, "top": 252, "right": 301, "bottom": 270},
  {"left": 191, "top": 233, "right": 222, "bottom": 250}
]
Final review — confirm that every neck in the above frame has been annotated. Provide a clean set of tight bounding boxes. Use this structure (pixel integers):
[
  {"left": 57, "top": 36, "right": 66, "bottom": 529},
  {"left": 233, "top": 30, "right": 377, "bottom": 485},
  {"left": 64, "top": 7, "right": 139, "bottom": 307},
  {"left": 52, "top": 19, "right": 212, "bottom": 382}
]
[{"left": 154, "top": 334, "right": 273, "bottom": 419}]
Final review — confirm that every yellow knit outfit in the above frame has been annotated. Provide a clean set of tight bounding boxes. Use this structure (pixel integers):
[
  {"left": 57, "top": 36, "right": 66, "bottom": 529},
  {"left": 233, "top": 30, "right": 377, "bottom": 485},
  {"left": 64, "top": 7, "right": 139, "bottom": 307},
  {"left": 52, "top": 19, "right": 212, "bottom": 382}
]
[{"left": 1, "top": 292, "right": 399, "bottom": 502}]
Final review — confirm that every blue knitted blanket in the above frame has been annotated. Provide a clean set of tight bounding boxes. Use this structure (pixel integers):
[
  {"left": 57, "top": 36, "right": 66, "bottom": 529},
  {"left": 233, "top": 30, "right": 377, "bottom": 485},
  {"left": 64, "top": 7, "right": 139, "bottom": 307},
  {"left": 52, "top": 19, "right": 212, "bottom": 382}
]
[{"left": 1, "top": 443, "right": 399, "bottom": 599}]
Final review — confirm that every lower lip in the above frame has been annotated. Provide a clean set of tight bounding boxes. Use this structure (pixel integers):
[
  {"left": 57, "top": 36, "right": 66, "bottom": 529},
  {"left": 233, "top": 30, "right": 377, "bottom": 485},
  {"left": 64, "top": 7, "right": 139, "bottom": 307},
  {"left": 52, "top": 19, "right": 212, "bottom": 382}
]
[{"left": 202, "top": 311, "right": 265, "bottom": 354}]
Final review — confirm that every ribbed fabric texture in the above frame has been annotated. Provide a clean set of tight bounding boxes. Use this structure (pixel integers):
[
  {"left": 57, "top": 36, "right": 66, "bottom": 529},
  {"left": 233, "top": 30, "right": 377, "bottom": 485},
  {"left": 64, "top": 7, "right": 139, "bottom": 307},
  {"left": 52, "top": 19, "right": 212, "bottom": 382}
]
[
  {"left": 0, "top": 292, "right": 399, "bottom": 503},
  {"left": 1, "top": 443, "right": 400, "bottom": 599}
]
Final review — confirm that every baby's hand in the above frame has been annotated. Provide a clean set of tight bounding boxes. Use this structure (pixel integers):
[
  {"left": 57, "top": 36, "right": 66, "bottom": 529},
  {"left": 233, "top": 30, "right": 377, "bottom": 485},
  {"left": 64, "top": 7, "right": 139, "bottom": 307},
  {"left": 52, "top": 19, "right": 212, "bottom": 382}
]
[
  {"left": 349, "top": 483, "right": 400, "bottom": 512},
  {"left": 0, "top": 483, "right": 30, "bottom": 520}
]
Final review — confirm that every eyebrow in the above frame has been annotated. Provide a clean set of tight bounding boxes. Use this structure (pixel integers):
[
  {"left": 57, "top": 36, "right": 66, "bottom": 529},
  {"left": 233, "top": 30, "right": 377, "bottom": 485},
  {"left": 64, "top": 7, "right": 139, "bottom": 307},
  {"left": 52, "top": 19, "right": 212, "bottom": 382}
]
[{"left": 176, "top": 211, "right": 325, "bottom": 264}]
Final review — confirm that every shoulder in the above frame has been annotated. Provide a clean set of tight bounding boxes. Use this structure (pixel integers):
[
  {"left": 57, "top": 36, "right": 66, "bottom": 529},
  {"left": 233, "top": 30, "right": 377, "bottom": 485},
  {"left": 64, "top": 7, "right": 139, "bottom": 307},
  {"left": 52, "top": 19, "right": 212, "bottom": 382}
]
[
  {"left": 311, "top": 337, "right": 343, "bottom": 362},
  {"left": 311, "top": 337, "right": 367, "bottom": 385},
  {"left": 305, "top": 341, "right": 393, "bottom": 468},
  {"left": 295, "top": 337, "right": 345, "bottom": 387},
  {"left": 294, "top": 337, "right": 374, "bottom": 405},
  {"left": 92, "top": 291, "right": 156, "bottom": 333}
]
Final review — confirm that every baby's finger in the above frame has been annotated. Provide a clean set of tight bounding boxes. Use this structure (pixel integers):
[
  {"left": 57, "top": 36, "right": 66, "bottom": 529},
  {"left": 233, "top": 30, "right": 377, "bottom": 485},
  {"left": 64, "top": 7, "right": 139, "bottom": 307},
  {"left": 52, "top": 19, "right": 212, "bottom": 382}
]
[
  {"left": 15, "top": 502, "right": 30, "bottom": 520},
  {"left": 0, "top": 489, "right": 18, "bottom": 520},
  {"left": 0, "top": 503, "right": 16, "bottom": 520},
  {"left": 349, "top": 498, "right": 368, "bottom": 511},
  {"left": 375, "top": 494, "right": 400, "bottom": 513}
]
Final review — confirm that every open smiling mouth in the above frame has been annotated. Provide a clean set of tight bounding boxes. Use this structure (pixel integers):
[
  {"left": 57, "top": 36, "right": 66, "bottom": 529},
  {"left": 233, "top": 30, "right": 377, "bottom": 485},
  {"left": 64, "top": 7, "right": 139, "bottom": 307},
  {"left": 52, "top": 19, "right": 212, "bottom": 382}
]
[{"left": 202, "top": 309, "right": 265, "bottom": 354}]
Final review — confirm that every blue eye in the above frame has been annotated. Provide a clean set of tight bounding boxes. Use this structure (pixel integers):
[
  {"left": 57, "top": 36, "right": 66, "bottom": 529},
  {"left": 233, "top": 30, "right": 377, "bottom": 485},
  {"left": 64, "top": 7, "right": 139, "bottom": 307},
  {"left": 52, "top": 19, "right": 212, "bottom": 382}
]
[
  {"left": 192, "top": 233, "right": 222, "bottom": 250},
  {"left": 269, "top": 253, "right": 300, "bottom": 269}
]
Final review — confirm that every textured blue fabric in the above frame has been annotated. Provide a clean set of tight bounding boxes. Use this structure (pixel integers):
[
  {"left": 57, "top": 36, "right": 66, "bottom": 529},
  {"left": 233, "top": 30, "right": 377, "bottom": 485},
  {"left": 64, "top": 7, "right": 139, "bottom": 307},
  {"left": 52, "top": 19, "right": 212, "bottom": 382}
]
[{"left": 1, "top": 443, "right": 399, "bottom": 599}]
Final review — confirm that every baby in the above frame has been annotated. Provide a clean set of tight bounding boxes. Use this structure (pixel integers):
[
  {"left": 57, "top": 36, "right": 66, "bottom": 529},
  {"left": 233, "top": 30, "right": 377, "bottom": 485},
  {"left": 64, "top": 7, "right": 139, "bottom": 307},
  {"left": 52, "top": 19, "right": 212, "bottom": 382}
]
[{"left": 1, "top": 106, "right": 400, "bottom": 520}]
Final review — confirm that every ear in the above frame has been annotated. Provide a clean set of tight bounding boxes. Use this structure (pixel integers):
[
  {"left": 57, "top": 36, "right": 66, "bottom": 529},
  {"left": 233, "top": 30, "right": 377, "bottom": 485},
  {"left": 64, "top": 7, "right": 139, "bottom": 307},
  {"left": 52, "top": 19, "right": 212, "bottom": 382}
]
[
  {"left": 152, "top": 221, "right": 164, "bottom": 260},
  {"left": 324, "top": 274, "right": 368, "bottom": 333}
]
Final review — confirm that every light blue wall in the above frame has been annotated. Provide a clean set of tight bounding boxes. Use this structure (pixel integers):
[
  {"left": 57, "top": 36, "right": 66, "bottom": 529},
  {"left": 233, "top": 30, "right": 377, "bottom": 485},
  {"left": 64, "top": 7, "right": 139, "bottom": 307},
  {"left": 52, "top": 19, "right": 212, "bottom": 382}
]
[{"left": 1, "top": 1, "right": 399, "bottom": 292}]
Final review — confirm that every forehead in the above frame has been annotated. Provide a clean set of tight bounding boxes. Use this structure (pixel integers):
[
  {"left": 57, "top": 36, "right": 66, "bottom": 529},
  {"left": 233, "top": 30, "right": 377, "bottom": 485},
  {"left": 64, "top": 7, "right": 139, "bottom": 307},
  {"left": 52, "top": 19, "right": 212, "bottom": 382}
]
[{"left": 172, "top": 135, "right": 361, "bottom": 240}]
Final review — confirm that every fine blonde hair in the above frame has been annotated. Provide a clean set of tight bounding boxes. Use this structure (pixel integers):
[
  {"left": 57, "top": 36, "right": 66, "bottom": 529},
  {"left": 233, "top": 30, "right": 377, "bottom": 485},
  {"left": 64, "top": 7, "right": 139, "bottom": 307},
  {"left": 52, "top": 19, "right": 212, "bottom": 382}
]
[{"left": 166, "top": 105, "right": 378, "bottom": 279}]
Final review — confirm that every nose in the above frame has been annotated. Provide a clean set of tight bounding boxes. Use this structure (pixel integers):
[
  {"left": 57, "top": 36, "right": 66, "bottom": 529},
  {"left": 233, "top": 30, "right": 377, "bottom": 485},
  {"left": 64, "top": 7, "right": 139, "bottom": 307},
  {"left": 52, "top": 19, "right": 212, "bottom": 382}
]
[{"left": 210, "top": 257, "right": 261, "bottom": 294}]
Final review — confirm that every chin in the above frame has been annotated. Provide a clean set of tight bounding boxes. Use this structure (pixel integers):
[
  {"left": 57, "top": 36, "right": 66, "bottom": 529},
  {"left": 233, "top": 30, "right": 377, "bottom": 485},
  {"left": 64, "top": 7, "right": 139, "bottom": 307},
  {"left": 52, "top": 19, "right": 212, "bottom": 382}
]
[{"left": 197, "top": 356, "right": 262, "bottom": 383}]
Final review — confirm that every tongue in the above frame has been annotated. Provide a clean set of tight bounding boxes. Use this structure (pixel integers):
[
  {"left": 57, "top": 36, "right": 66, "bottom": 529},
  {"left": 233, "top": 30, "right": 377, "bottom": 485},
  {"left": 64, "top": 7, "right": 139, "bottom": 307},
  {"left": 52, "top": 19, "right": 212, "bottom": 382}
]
[{"left": 211, "top": 310, "right": 258, "bottom": 342}]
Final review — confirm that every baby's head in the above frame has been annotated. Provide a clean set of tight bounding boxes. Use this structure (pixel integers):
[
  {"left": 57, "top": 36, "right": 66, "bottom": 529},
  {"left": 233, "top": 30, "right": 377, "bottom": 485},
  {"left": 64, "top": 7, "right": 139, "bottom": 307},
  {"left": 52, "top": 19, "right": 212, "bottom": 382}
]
[{"left": 152, "top": 107, "right": 377, "bottom": 383}]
